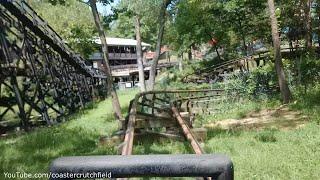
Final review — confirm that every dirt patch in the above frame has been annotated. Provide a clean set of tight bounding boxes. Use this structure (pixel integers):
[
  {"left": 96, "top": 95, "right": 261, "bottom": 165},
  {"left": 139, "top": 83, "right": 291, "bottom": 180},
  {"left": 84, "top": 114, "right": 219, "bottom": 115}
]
[{"left": 204, "top": 105, "right": 309, "bottom": 130}]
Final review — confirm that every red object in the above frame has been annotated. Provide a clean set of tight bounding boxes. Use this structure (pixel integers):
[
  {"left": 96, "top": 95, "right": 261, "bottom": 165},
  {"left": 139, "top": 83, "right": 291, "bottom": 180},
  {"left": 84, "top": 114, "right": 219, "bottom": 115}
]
[
  {"left": 146, "top": 51, "right": 155, "bottom": 59},
  {"left": 208, "top": 38, "right": 218, "bottom": 46}
]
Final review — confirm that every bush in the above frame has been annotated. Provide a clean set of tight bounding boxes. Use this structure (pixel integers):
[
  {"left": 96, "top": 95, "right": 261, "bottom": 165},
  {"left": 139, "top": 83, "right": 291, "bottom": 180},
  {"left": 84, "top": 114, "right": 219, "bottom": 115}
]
[
  {"left": 254, "top": 130, "right": 277, "bottom": 142},
  {"left": 299, "top": 54, "right": 320, "bottom": 86},
  {"left": 246, "top": 62, "right": 278, "bottom": 96},
  {"left": 221, "top": 62, "right": 278, "bottom": 98}
]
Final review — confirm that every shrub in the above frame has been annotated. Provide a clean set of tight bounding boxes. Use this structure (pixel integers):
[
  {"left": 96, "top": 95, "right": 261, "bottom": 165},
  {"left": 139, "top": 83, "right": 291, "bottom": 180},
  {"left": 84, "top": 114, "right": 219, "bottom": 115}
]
[
  {"left": 254, "top": 130, "right": 277, "bottom": 142},
  {"left": 246, "top": 62, "right": 278, "bottom": 96}
]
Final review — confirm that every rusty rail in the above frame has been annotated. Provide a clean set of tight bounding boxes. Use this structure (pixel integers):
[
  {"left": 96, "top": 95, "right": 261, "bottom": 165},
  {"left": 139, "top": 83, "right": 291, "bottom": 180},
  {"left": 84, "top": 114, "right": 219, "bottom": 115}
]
[
  {"left": 49, "top": 89, "right": 236, "bottom": 179},
  {"left": 171, "top": 105, "right": 203, "bottom": 154},
  {"left": 120, "top": 89, "right": 238, "bottom": 156},
  {"left": 118, "top": 89, "right": 238, "bottom": 180}
]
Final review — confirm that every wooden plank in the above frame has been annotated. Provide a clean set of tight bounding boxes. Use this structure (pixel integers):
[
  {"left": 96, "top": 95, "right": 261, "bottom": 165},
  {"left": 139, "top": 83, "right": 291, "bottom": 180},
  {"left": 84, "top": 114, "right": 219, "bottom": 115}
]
[
  {"left": 192, "top": 128, "right": 207, "bottom": 142},
  {"left": 135, "top": 112, "right": 178, "bottom": 129}
]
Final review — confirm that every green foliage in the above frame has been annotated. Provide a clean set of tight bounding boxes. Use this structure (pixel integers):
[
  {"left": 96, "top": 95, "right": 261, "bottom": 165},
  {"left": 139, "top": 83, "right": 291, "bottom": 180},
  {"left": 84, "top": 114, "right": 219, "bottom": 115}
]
[
  {"left": 290, "top": 83, "right": 320, "bottom": 124},
  {"left": 218, "top": 62, "right": 278, "bottom": 97},
  {"left": 29, "top": 0, "right": 97, "bottom": 57},
  {"left": 166, "top": 0, "right": 269, "bottom": 56},
  {"left": 245, "top": 62, "right": 278, "bottom": 95},
  {"left": 195, "top": 98, "right": 280, "bottom": 127},
  {"left": 236, "top": 110, "right": 248, "bottom": 119},
  {"left": 108, "top": 0, "right": 161, "bottom": 47},
  {"left": 254, "top": 129, "right": 277, "bottom": 142},
  {"left": 156, "top": 65, "right": 214, "bottom": 90},
  {"left": 299, "top": 53, "right": 320, "bottom": 86},
  {"left": 205, "top": 122, "right": 320, "bottom": 179}
]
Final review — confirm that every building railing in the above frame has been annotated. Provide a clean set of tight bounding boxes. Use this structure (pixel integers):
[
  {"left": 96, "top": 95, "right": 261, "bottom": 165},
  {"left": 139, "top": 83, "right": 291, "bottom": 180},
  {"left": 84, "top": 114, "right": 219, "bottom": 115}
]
[
  {"left": 89, "top": 52, "right": 137, "bottom": 60},
  {"left": 109, "top": 53, "right": 137, "bottom": 59}
]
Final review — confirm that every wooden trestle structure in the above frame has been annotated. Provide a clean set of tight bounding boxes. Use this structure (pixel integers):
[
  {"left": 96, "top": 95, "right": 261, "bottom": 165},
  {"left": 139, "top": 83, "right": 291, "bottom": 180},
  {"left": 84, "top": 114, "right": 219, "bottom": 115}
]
[{"left": 0, "top": 1, "right": 107, "bottom": 132}]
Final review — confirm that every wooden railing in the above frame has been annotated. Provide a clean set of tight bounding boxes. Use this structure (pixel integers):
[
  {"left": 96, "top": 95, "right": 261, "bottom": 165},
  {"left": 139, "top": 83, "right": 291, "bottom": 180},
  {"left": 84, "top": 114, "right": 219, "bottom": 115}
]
[{"left": 109, "top": 53, "right": 137, "bottom": 60}]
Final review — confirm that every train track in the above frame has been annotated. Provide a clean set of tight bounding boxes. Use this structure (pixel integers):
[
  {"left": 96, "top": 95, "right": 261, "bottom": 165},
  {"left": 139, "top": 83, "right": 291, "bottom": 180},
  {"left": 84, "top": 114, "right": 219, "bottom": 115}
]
[
  {"left": 48, "top": 89, "right": 236, "bottom": 179},
  {"left": 120, "top": 89, "right": 239, "bottom": 155}
]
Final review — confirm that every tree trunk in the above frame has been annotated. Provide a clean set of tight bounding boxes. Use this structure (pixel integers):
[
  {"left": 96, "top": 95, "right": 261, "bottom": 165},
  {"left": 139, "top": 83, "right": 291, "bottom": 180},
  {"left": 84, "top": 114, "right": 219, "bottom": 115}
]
[
  {"left": 317, "top": 11, "right": 320, "bottom": 47},
  {"left": 238, "top": 17, "right": 247, "bottom": 55},
  {"left": 134, "top": 15, "right": 146, "bottom": 92},
  {"left": 305, "top": 0, "right": 312, "bottom": 49},
  {"left": 267, "top": 0, "right": 292, "bottom": 104},
  {"left": 215, "top": 46, "right": 221, "bottom": 62},
  {"left": 188, "top": 46, "right": 192, "bottom": 60},
  {"left": 89, "top": 0, "right": 123, "bottom": 120},
  {"left": 178, "top": 53, "right": 183, "bottom": 72},
  {"left": 148, "top": 0, "right": 172, "bottom": 90}
]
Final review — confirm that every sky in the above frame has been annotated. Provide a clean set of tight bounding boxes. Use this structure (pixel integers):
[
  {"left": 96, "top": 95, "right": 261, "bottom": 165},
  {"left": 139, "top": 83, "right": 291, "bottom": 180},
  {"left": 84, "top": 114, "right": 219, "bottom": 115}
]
[{"left": 96, "top": 0, "right": 119, "bottom": 15}]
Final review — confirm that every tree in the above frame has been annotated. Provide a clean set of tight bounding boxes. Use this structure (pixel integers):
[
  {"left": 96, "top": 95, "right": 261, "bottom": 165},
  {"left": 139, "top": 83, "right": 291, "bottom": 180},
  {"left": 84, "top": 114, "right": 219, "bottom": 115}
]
[
  {"left": 118, "top": 0, "right": 154, "bottom": 92},
  {"left": 108, "top": 0, "right": 160, "bottom": 46},
  {"left": 135, "top": 15, "right": 147, "bottom": 91},
  {"left": 109, "top": 0, "right": 164, "bottom": 91},
  {"left": 305, "top": 0, "right": 312, "bottom": 48},
  {"left": 89, "top": 0, "right": 123, "bottom": 120},
  {"left": 267, "top": 0, "right": 292, "bottom": 103},
  {"left": 29, "top": 0, "right": 97, "bottom": 58},
  {"left": 148, "top": 0, "right": 172, "bottom": 90}
]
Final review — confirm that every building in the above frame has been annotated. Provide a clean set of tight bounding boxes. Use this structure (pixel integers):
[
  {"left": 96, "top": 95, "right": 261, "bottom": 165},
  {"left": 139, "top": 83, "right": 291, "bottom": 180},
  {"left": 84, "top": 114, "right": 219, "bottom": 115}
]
[
  {"left": 89, "top": 37, "right": 177, "bottom": 89},
  {"left": 89, "top": 37, "right": 151, "bottom": 89},
  {"left": 145, "top": 45, "right": 171, "bottom": 61}
]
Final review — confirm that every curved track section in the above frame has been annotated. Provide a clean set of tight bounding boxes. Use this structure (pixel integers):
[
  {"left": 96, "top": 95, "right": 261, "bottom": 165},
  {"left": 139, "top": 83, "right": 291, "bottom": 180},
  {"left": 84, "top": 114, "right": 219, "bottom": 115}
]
[{"left": 121, "top": 89, "right": 240, "bottom": 155}]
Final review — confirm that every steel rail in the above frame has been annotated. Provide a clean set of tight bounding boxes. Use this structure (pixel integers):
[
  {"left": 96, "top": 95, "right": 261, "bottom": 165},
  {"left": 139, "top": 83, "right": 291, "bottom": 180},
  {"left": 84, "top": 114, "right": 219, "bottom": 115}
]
[{"left": 171, "top": 105, "right": 203, "bottom": 154}]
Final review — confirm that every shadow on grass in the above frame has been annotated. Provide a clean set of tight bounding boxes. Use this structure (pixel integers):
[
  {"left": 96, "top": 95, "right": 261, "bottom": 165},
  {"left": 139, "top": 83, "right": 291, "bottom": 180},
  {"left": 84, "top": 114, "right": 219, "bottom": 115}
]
[
  {"left": 290, "top": 86, "right": 320, "bottom": 124},
  {"left": 207, "top": 128, "right": 242, "bottom": 139},
  {"left": 292, "top": 88, "right": 320, "bottom": 110},
  {"left": 133, "top": 135, "right": 193, "bottom": 154},
  {"left": 0, "top": 126, "right": 116, "bottom": 174}
]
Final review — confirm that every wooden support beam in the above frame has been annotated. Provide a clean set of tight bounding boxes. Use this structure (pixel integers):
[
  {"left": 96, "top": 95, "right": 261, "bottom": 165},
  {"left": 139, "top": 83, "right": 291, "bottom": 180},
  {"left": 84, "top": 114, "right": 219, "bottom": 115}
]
[
  {"left": 121, "top": 101, "right": 136, "bottom": 155},
  {"left": 136, "top": 110, "right": 177, "bottom": 128}
]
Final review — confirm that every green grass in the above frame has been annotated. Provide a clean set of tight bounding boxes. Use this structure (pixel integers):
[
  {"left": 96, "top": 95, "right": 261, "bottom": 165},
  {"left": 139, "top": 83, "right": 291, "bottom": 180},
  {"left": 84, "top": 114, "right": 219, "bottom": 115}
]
[
  {"left": 204, "top": 123, "right": 320, "bottom": 179},
  {"left": 1, "top": 85, "right": 320, "bottom": 180},
  {"left": 195, "top": 98, "right": 281, "bottom": 127},
  {"left": 0, "top": 89, "right": 137, "bottom": 178},
  {"left": 290, "top": 84, "right": 320, "bottom": 124},
  {"left": 134, "top": 86, "right": 320, "bottom": 179}
]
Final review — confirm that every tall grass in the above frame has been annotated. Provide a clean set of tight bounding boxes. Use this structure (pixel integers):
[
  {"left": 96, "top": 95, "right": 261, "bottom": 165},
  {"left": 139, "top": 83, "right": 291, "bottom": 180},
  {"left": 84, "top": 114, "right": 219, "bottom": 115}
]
[
  {"left": 0, "top": 89, "right": 137, "bottom": 178},
  {"left": 290, "top": 84, "right": 320, "bottom": 124},
  {"left": 195, "top": 97, "right": 281, "bottom": 127},
  {"left": 1, "top": 84, "right": 320, "bottom": 179},
  {"left": 135, "top": 84, "right": 320, "bottom": 179},
  {"left": 204, "top": 122, "right": 320, "bottom": 179}
]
